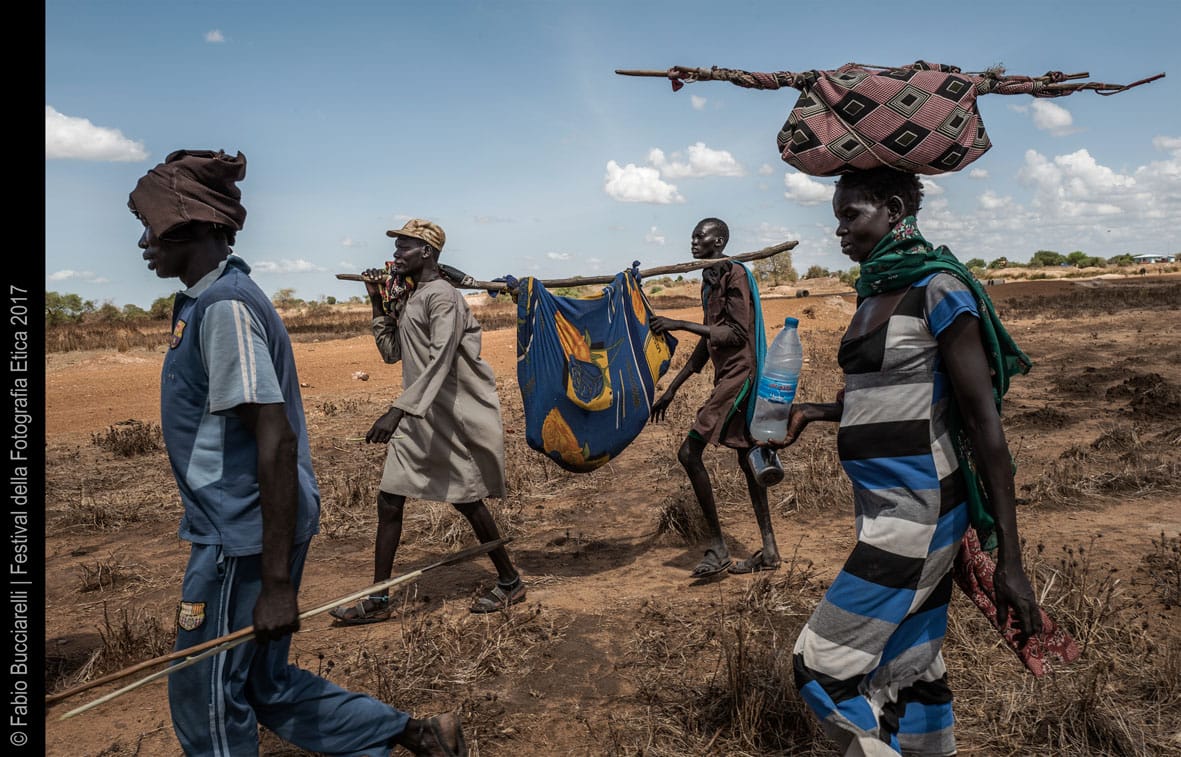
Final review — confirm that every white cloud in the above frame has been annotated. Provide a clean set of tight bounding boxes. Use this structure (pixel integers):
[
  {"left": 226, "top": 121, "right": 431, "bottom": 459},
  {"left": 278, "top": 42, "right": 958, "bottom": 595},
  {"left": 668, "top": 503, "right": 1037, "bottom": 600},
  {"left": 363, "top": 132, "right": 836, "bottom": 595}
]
[
  {"left": 644, "top": 226, "right": 666, "bottom": 245},
  {"left": 45, "top": 106, "right": 148, "bottom": 162},
  {"left": 978, "top": 191, "right": 1012, "bottom": 211},
  {"left": 753, "top": 222, "right": 795, "bottom": 247},
  {"left": 252, "top": 259, "right": 327, "bottom": 273},
  {"left": 690, "top": 95, "right": 707, "bottom": 111},
  {"left": 757, "top": 163, "right": 775, "bottom": 176},
  {"left": 969, "top": 168, "right": 990, "bottom": 179},
  {"left": 920, "top": 177, "right": 944, "bottom": 196},
  {"left": 546, "top": 251, "right": 572, "bottom": 261},
  {"left": 1152, "top": 135, "right": 1181, "bottom": 153},
  {"left": 1010, "top": 101, "right": 1078, "bottom": 136},
  {"left": 603, "top": 160, "right": 683, "bottom": 204},
  {"left": 339, "top": 236, "right": 366, "bottom": 248},
  {"left": 205, "top": 29, "right": 225, "bottom": 43},
  {"left": 838, "top": 136, "right": 1181, "bottom": 268},
  {"left": 648, "top": 142, "right": 745, "bottom": 178},
  {"left": 1018, "top": 148, "right": 1139, "bottom": 218},
  {"left": 783, "top": 172, "right": 834, "bottom": 206}
]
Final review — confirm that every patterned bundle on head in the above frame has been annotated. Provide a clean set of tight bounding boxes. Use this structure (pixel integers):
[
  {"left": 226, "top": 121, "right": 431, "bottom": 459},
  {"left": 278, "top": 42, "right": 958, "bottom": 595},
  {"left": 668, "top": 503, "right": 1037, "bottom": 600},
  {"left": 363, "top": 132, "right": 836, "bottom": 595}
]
[
  {"left": 648, "top": 61, "right": 1163, "bottom": 176},
  {"left": 777, "top": 62, "right": 1011, "bottom": 176}
]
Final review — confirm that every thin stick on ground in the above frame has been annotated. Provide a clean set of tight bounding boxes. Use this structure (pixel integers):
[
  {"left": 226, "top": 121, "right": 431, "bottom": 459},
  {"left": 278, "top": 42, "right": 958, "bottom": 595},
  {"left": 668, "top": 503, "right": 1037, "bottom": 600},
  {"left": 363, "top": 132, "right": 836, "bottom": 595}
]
[{"left": 48, "top": 537, "right": 511, "bottom": 714}]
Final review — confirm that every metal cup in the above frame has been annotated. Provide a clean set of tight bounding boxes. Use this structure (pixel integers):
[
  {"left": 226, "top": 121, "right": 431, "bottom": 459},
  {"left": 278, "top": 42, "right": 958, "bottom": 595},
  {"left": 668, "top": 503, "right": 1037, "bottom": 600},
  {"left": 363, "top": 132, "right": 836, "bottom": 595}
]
[{"left": 747, "top": 446, "right": 784, "bottom": 487}]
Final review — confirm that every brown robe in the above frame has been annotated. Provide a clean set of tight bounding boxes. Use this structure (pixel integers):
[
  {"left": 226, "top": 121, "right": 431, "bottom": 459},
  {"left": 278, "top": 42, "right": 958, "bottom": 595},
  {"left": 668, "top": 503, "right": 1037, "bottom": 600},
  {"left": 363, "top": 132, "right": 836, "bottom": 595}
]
[{"left": 689, "top": 259, "right": 759, "bottom": 449}]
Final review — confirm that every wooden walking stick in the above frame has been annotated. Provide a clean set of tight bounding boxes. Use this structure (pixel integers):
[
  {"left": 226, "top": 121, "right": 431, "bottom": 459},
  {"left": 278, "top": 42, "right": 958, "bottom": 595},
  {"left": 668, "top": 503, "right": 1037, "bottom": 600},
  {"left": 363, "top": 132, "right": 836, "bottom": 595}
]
[
  {"left": 336, "top": 239, "right": 798, "bottom": 290},
  {"left": 48, "top": 537, "right": 512, "bottom": 717}
]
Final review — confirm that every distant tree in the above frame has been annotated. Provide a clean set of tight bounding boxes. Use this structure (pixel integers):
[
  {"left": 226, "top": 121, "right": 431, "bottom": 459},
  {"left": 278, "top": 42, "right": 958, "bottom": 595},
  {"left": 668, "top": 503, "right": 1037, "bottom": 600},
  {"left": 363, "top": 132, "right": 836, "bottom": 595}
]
[
  {"left": 803, "top": 265, "right": 831, "bottom": 279},
  {"left": 1107, "top": 254, "right": 1136, "bottom": 266},
  {"left": 988, "top": 256, "right": 1009, "bottom": 269},
  {"left": 45, "top": 291, "right": 94, "bottom": 325},
  {"left": 149, "top": 295, "right": 173, "bottom": 320},
  {"left": 753, "top": 251, "right": 798, "bottom": 285},
  {"left": 325, "top": 295, "right": 337, "bottom": 305},
  {"left": 347, "top": 295, "right": 364, "bottom": 305},
  {"left": 964, "top": 258, "right": 987, "bottom": 269},
  {"left": 93, "top": 302, "right": 122, "bottom": 322},
  {"left": 272, "top": 288, "right": 304, "bottom": 309},
  {"left": 1065, "top": 251, "right": 1089, "bottom": 267},
  {"left": 1029, "top": 250, "right": 1065, "bottom": 267},
  {"left": 838, "top": 265, "right": 860, "bottom": 287},
  {"left": 121, "top": 303, "right": 149, "bottom": 320}
]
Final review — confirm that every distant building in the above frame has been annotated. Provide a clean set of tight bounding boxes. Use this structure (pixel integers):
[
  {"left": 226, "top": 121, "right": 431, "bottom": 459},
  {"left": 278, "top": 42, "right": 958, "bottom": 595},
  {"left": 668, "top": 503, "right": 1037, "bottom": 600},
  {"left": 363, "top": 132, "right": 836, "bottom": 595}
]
[{"left": 1132, "top": 253, "right": 1176, "bottom": 264}]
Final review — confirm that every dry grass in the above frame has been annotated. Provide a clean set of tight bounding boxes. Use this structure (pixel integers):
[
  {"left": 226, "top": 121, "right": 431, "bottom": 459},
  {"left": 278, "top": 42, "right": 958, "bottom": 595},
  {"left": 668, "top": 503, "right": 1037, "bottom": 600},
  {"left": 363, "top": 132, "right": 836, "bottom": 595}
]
[
  {"left": 288, "top": 597, "right": 566, "bottom": 752},
  {"left": 46, "top": 438, "right": 180, "bottom": 535},
  {"left": 91, "top": 419, "right": 163, "bottom": 457},
  {"left": 947, "top": 536, "right": 1181, "bottom": 755},
  {"left": 994, "top": 280, "right": 1181, "bottom": 319},
  {"left": 48, "top": 605, "right": 176, "bottom": 696},
  {"left": 75, "top": 552, "right": 143, "bottom": 594},
  {"left": 1142, "top": 532, "right": 1181, "bottom": 608},
  {"left": 50, "top": 485, "right": 163, "bottom": 532},
  {"left": 608, "top": 559, "right": 826, "bottom": 756},
  {"left": 1022, "top": 422, "right": 1181, "bottom": 508}
]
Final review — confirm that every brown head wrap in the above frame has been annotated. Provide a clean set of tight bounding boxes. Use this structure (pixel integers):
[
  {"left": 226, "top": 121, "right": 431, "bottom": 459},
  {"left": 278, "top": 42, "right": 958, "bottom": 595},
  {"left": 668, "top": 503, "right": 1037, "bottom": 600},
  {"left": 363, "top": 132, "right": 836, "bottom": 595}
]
[{"left": 128, "top": 149, "right": 248, "bottom": 237}]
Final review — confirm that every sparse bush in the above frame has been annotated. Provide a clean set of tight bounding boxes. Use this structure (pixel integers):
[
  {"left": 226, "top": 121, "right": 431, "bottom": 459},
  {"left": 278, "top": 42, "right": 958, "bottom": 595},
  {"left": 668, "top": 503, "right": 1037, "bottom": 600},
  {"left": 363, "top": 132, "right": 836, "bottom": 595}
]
[
  {"left": 49, "top": 605, "right": 175, "bottom": 696},
  {"left": 1143, "top": 531, "right": 1181, "bottom": 607},
  {"left": 91, "top": 420, "right": 163, "bottom": 457}
]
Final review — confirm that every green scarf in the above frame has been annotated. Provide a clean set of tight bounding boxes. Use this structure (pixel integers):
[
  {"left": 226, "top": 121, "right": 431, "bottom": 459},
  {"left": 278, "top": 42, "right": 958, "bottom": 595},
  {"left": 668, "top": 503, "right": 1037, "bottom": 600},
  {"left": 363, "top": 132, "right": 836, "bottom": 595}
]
[{"left": 856, "top": 217, "right": 1032, "bottom": 550}]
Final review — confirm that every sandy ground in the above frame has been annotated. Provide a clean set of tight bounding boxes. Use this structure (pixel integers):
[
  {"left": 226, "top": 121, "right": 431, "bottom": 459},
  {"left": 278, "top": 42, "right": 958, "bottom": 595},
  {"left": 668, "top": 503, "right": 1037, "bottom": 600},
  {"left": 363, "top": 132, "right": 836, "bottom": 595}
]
[{"left": 41, "top": 275, "right": 1181, "bottom": 755}]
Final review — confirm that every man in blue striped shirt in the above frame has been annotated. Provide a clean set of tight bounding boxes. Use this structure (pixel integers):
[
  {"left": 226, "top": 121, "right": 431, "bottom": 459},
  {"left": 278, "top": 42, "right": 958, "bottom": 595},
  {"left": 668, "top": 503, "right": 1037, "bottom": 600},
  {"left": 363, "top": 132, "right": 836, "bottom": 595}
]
[{"left": 130, "top": 149, "right": 467, "bottom": 756}]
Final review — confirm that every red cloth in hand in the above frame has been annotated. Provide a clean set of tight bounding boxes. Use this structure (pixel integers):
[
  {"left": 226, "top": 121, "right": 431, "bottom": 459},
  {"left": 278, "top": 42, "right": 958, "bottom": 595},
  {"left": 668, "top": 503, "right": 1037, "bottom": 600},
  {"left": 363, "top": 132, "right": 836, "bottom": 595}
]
[{"left": 952, "top": 529, "right": 1081, "bottom": 677}]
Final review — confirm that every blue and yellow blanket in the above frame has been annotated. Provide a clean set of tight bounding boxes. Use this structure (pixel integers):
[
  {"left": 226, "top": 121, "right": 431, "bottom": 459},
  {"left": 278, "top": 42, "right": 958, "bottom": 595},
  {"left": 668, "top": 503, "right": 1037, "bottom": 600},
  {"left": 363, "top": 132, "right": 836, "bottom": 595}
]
[{"left": 515, "top": 269, "right": 677, "bottom": 472}]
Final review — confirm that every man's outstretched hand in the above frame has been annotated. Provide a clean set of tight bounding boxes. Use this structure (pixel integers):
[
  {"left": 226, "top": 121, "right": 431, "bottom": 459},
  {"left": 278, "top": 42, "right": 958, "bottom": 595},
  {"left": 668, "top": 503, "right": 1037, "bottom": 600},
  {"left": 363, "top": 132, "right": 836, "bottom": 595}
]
[
  {"left": 650, "top": 390, "right": 675, "bottom": 423},
  {"left": 650, "top": 316, "right": 683, "bottom": 335},
  {"left": 366, "top": 407, "right": 405, "bottom": 444}
]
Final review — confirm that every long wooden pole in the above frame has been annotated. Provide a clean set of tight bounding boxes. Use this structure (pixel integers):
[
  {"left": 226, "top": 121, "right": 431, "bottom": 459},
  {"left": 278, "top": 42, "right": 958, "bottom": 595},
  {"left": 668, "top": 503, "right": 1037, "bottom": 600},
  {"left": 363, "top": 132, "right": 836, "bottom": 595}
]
[
  {"left": 335, "top": 239, "right": 798, "bottom": 291},
  {"left": 47, "top": 538, "right": 511, "bottom": 715},
  {"left": 615, "top": 67, "right": 1164, "bottom": 94}
]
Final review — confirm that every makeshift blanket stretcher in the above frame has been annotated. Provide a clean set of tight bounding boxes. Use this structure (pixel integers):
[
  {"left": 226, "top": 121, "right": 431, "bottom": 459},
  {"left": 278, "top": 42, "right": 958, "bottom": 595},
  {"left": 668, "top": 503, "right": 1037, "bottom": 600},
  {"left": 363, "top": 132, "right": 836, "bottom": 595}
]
[
  {"left": 356, "top": 246, "right": 798, "bottom": 473},
  {"left": 514, "top": 268, "right": 677, "bottom": 472}
]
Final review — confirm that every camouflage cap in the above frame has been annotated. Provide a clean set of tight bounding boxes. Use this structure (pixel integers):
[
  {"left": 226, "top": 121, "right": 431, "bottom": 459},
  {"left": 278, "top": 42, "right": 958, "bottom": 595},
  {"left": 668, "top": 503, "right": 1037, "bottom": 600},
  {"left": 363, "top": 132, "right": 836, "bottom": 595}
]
[{"left": 386, "top": 218, "right": 446, "bottom": 251}]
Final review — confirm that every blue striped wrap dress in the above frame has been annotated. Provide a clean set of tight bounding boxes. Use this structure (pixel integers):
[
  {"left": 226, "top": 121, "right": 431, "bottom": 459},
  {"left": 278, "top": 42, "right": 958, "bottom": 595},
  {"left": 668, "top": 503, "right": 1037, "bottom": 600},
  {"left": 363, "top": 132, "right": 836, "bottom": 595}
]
[{"left": 793, "top": 272, "right": 978, "bottom": 756}]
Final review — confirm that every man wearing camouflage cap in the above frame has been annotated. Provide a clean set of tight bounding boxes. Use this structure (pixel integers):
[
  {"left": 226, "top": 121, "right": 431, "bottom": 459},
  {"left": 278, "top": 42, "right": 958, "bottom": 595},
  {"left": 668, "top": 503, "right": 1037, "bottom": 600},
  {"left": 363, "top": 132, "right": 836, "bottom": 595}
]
[{"left": 329, "top": 219, "right": 525, "bottom": 624}]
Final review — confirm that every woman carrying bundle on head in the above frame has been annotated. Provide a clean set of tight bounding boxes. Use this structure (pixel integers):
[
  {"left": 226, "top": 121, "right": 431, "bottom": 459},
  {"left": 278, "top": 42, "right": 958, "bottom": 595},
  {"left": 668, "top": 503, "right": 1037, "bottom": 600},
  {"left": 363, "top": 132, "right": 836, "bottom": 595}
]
[{"left": 770, "top": 166, "right": 1042, "bottom": 755}]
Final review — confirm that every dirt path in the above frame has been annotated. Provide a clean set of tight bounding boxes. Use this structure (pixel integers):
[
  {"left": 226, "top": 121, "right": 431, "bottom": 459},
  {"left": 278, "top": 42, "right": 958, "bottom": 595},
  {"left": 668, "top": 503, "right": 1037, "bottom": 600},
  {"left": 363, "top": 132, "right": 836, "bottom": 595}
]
[{"left": 42, "top": 278, "right": 1181, "bottom": 756}]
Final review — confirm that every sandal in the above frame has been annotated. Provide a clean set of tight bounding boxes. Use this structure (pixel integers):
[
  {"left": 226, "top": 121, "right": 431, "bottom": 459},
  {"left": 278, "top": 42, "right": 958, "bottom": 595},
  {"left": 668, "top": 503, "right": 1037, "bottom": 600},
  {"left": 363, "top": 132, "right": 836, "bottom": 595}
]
[
  {"left": 423, "top": 711, "right": 468, "bottom": 757},
  {"left": 470, "top": 579, "right": 526, "bottom": 614},
  {"left": 690, "top": 548, "right": 732, "bottom": 579},
  {"left": 728, "top": 549, "right": 782, "bottom": 574},
  {"left": 328, "top": 595, "right": 392, "bottom": 625}
]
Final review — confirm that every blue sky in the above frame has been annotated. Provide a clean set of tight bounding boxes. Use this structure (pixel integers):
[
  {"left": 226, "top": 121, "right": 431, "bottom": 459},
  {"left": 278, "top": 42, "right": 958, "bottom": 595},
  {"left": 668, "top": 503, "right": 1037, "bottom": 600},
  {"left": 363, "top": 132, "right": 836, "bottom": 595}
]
[{"left": 45, "top": 0, "right": 1180, "bottom": 308}]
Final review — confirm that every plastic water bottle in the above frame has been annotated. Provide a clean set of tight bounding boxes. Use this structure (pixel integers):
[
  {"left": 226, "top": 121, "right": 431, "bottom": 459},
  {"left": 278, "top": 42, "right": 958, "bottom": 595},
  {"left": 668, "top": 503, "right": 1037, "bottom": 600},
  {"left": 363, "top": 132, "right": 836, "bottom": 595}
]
[{"left": 749, "top": 317, "right": 803, "bottom": 444}]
